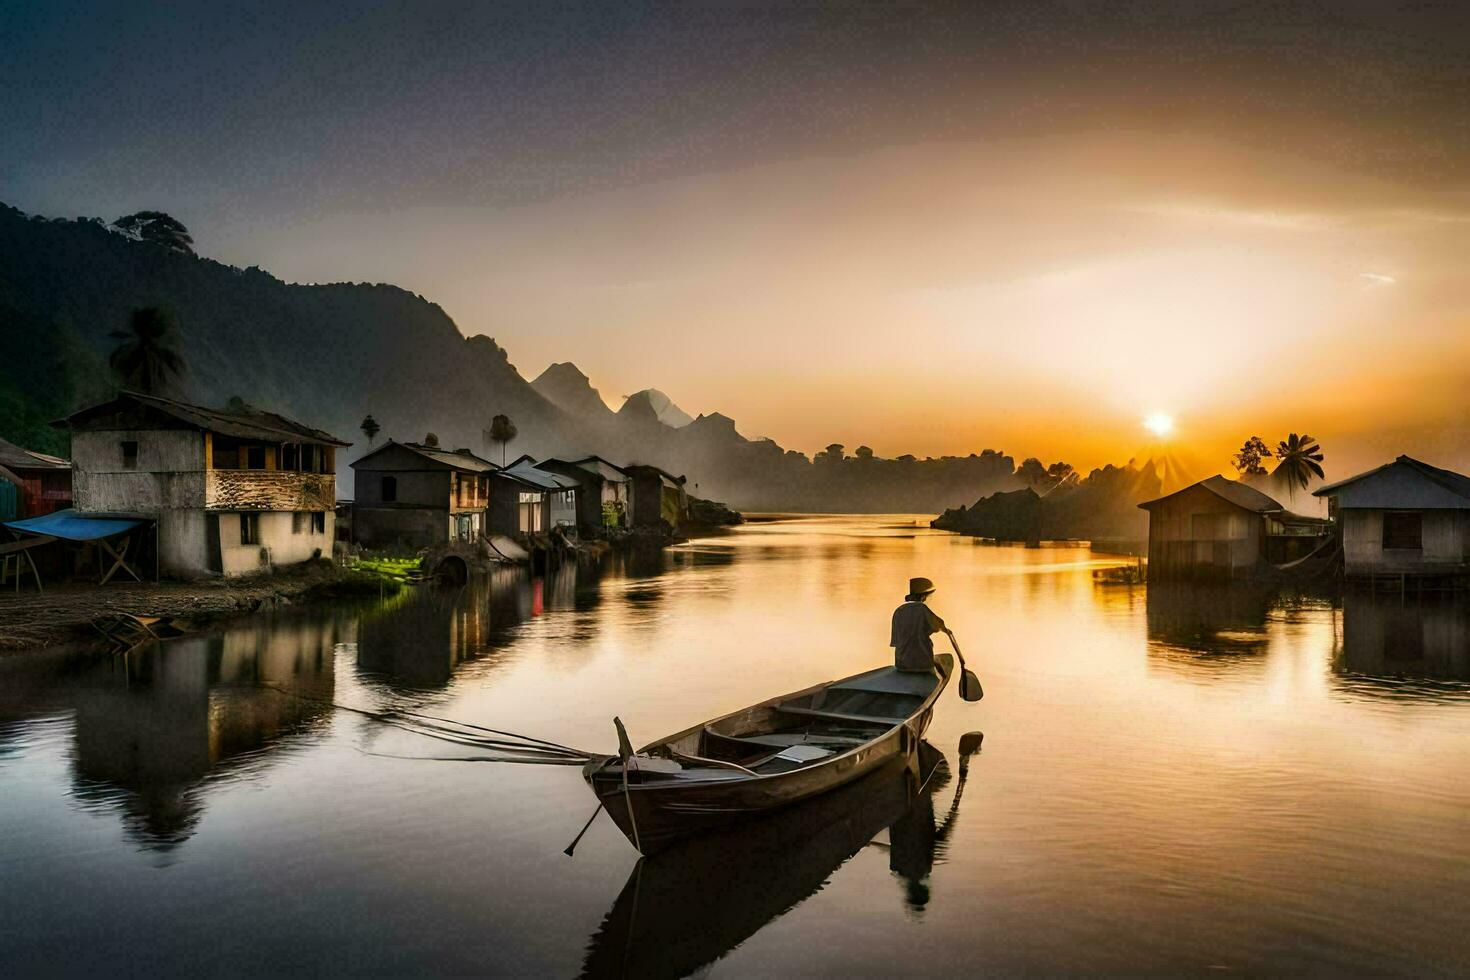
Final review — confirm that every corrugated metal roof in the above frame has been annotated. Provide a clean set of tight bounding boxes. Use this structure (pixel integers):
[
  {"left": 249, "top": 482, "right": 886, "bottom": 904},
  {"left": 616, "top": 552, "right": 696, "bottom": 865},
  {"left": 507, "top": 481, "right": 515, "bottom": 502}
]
[
  {"left": 623, "top": 463, "right": 686, "bottom": 490},
  {"left": 541, "top": 456, "right": 629, "bottom": 483},
  {"left": 569, "top": 455, "right": 628, "bottom": 475},
  {"left": 397, "top": 442, "right": 500, "bottom": 473},
  {"left": 0, "top": 435, "right": 69, "bottom": 470},
  {"left": 56, "top": 391, "right": 350, "bottom": 447},
  {"left": 1138, "top": 475, "right": 1284, "bottom": 513},
  {"left": 502, "top": 459, "right": 579, "bottom": 490},
  {"left": 1314, "top": 455, "right": 1470, "bottom": 501}
]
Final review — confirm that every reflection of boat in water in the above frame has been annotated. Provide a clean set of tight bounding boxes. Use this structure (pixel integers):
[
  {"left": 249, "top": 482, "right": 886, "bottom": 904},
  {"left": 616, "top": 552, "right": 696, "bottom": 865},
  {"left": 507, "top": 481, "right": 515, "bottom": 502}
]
[
  {"left": 583, "top": 656, "right": 953, "bottom": 853},
  {"left": 581, "top": 738, "right": 974, "bottom": 979}
]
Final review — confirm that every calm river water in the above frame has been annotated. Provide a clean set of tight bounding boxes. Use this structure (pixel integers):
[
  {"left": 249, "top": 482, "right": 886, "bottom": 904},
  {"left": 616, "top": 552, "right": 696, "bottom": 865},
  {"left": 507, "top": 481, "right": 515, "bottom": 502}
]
[{"left": 3, "top": 515, "right": 1470, "bottom": 976}]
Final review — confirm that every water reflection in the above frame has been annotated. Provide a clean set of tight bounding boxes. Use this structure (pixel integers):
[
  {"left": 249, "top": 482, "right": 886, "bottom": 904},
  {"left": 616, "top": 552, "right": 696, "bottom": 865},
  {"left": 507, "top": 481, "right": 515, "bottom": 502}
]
[
  {"left": 580, "top": 738, "right": 978, "bottom": 979},
  {"left": 1145, "top": 584, "right": 1273, "bottom": 674},
  {"left": 68, "top": 617, "right": 340, "bottom": 852},
  {"left": 4, "top": 517, "right": 1470, "bottom": 976},
  {"left": 1335, "top": 592, "right": 1470, "bottom": 693},
  {"left": 354, "top": 562, "right": 616, "bottom": 691}
]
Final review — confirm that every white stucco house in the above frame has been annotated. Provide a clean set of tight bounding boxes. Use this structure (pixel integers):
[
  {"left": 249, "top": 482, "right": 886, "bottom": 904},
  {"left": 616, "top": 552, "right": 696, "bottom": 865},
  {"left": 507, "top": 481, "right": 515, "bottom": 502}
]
[{"left": 55, "top": 391, "right": 349, "bottom": 578}]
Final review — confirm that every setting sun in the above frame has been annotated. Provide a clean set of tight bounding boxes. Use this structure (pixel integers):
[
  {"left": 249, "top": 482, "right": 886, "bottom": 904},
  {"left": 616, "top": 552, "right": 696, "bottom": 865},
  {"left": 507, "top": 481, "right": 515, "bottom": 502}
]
[{"left": 1143, "top": 413, "right": 1175, "bottom": 438}]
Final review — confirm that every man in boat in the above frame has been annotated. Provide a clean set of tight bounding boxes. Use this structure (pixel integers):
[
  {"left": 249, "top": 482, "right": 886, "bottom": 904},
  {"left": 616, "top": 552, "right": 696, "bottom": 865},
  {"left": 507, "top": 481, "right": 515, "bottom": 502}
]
[{"left": 891, "top": 577, "right": 952, "bottom": 672}]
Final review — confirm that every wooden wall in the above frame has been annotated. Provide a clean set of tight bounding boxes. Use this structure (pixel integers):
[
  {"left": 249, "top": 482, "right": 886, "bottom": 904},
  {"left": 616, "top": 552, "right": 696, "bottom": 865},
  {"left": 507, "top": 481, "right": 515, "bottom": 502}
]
[
  {"left": 1340, "top": 508, "right": 1470, "bottom": 575},
  {"left": 1145, "top": 485, "right": 1265, "bottom": 581}
]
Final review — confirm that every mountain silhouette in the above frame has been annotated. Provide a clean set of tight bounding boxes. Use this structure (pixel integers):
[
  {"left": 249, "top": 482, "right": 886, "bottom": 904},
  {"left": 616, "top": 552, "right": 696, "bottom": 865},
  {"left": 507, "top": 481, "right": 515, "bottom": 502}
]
[
  {"left": 531, "top": 362, "right": 615, "bottom": 419},
  {"left": 0, "top": 203, "right": 1154, "bottom": 522},
  {"left": 620, "top": 388, "right": 693, "bottom": 428}
]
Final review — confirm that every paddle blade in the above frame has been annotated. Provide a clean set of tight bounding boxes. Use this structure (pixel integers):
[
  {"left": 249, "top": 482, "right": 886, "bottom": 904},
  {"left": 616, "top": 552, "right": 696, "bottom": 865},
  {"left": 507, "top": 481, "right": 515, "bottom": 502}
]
[
  {"left": 958, "top": 731, "right": 985, "bottom": 757},
  {"left": 959, "top": 669, "right": 984, "bottom": 702}
]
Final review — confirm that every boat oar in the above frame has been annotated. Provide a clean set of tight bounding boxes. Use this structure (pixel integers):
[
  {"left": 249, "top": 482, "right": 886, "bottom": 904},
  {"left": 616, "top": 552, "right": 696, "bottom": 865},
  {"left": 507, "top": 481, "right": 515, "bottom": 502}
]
[
  {"left": 948, "top": 633, "right": 984, "bottom": 702},
  {"left": 563, "top": 802, "right": 604, "bottom": 857}
]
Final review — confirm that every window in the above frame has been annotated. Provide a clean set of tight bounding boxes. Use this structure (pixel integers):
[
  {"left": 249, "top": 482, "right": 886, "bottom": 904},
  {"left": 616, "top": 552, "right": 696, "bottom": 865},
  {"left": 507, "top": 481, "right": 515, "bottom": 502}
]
[
  {"left": 1382, "top": 511, "right": 1422, "bottom": 550},
  {"left": 121, "top": 440, "right": 138, "bottom": 469},
  {"left": 212, "top": 436, "right": 238, "bottom": 469},
  {"left": 518, "top": 491, "right": 542, "bottom": 533},
  {"left": 282, "top": 444, "right": 299, "bottom": 471},
  {"left": 312, "top": 512, "right": 326, "bottom": 534},
  {"left": 292, "top": 512, "right": 305, "bottom": 535},
  {"left": 246, "top": 446, "right": 266, "bottom": 470},
  {"left": 381, "top": 476, "right": 398, "bottom": 502},
  {"left": 240, "top": 513, "right": 260, "bottom": 545}
]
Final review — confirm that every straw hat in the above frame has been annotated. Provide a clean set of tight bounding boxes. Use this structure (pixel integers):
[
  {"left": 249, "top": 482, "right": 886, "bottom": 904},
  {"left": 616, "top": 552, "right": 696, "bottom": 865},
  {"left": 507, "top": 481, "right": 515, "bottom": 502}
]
[{"left": 906, "top": 577, "right": 936, "bottom": 601}]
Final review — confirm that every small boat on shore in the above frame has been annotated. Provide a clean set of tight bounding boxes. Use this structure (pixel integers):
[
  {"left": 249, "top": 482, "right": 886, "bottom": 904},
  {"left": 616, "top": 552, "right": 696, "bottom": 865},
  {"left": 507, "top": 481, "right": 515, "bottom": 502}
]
[{"left": 582, "top": 653, "right": 954, "bottom": 853}]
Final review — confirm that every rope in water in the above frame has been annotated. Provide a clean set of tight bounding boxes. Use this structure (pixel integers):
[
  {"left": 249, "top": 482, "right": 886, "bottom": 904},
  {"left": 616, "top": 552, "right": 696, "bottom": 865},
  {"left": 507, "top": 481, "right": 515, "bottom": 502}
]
[{"left": 262, "top": 683, "right": 599, "bottom": 764}]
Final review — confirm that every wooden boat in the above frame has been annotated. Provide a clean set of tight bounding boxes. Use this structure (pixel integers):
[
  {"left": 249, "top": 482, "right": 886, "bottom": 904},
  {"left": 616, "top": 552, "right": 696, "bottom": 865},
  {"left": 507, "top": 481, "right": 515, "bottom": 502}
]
[
  {"left": 582, "top": 653, "right": 954, "bottom": 853},
  {"left": 581, "top": 741, "right": 952, "bottom": 979}
]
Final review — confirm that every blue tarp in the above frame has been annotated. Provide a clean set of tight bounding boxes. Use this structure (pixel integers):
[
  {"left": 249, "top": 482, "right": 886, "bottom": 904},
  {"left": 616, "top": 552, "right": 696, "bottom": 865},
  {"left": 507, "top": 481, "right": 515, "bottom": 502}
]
[{"left": 3, "top": 508, "right": 146, "bottom": 542}]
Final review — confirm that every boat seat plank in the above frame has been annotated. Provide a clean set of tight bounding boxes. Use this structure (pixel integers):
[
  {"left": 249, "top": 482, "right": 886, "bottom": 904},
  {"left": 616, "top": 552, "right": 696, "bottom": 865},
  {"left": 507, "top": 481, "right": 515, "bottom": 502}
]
[
  {"left": 827, "top": 667, "right": 938, "bottom": 697},
  {"left": 775, "top": 705, "right": 905, "bottom": 727},
  {"left": 734, "top": 732, "right": 869, "bottom": 748}
]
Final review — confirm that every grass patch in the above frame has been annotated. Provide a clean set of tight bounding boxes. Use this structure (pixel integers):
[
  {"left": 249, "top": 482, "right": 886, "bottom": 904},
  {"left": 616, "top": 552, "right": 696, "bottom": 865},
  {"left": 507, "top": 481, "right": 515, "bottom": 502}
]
[{"left": 350, "top": 556, "right": 423, "bottom": 584}]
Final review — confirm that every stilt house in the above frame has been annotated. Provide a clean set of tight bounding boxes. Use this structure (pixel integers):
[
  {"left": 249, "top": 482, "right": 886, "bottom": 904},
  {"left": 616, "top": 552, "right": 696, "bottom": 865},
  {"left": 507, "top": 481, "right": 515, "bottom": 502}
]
[
  {"left": 1138, "top": 475, "right": 1329, "bottom": 582},
  {"left": 1314, "top": 455, "right": 1470, "bottom": 579}
]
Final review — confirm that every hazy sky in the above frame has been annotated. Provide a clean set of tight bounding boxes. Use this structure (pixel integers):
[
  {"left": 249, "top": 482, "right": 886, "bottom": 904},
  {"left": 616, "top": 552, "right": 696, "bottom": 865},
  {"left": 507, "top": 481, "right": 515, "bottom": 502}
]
[{"left": 4, "top": 1, "right": 1469, "bottom": 474}]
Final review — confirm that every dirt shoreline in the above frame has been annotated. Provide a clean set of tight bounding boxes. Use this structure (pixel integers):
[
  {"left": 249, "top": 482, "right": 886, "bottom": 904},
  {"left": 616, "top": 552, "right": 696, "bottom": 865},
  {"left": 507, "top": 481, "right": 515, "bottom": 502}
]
[{"left": 0, "top": 564, "right": 375, "bottom": 655}]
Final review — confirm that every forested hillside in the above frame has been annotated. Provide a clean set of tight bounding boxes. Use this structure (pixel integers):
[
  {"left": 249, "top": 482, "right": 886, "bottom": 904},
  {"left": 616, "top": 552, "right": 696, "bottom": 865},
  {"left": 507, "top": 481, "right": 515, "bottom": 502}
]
[
  {"left": 0, "top": 204, "right": 571, "bottom": 464},
  {"left": 0, "top": 204, "right": 1123, "bottom": 518}
]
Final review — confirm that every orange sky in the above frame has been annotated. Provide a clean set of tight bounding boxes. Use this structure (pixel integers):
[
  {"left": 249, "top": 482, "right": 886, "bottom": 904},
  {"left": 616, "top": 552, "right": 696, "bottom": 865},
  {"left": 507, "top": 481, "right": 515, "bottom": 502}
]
[
  {"left": 236, "top": 133, "right": 1470, "bottom": 479},
  {"left": 19, "top": 5, "right": 1462, "bottom": 481}
]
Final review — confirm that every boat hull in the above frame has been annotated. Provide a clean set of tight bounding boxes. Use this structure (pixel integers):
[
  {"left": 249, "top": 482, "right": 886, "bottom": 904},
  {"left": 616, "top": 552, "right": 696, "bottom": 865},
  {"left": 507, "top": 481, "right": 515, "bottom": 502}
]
[
  {"left": 587, "top": 656, "right": 952, "bottom": 853},
  {"left": 580, "top": 742, "right": 950, "bottom": 978}
]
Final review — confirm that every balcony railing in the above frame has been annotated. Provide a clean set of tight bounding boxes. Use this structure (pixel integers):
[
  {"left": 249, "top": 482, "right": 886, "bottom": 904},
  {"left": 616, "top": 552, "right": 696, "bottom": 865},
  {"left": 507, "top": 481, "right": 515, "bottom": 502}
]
[{"left": 206, "top": 470, "right": 335, "bottom": 511}]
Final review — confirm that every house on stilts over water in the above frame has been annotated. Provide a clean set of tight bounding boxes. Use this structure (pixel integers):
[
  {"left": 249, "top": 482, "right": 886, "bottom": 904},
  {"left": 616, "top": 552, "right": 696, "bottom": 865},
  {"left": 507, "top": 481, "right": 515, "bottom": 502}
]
[
  {"left": 1314, "top": 455, "right": 1470, "bottom": 584},
  {"left": 1138, "top": 475, "right": 1332, "bottom": 582}
]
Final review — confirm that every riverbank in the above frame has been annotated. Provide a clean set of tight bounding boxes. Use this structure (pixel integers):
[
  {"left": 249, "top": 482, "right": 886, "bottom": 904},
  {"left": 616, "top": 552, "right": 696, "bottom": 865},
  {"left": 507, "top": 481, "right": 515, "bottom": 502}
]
[{"left": 0, "top": 563, "right": 383, "bottom": 654}]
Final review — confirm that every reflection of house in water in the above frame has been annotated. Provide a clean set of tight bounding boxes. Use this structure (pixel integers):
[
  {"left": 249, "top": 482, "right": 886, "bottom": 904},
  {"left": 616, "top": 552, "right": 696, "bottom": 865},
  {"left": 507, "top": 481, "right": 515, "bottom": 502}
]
[
  {"left": 1337, "top": 594, "right": 1470, "bottom": 684},
  {"left": 580, "top": 742, "right": 966, "bottom": 980},
  {"left": 355, "top": 561, "right": 616, "bottom": 690},
  {"left": 355, "top": 567, "right": 543, "bottom": 689},
  {"left": 1146, "top": 584, "right": 1273, "bottom": 670},
  {"left": 68, "top": 618, "right": 339, "bottom": 851}
]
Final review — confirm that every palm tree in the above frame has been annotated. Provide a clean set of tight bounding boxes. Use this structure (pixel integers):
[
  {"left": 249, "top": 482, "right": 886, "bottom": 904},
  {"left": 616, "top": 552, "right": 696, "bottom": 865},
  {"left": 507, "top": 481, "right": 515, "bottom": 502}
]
[
  {"left": 109, "top": 307, "right": 184, "bottom": 395},
  {"left": 360, "top": 414, "right": 380, "bottom": 445},
  {"left": 1273, "top": 433, "right": 1325, "bottom": 501},
  {"left": 489, "top": 414, "right": 517, "bottom": 465}
]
